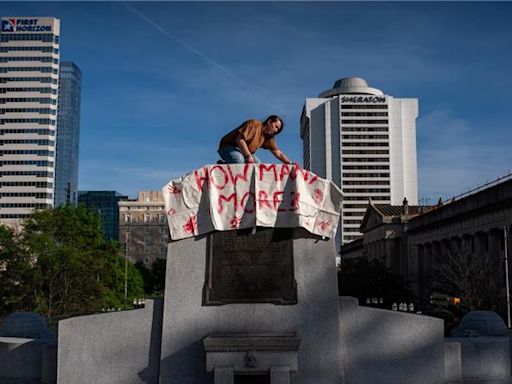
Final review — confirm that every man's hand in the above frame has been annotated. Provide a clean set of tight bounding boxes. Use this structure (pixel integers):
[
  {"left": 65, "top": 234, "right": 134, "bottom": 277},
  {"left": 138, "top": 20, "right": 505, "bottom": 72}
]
[
  {"left": 271, "top": 148, "right": 292, "bottom": 164},
  {"left": 245, "top": 154, "right": 255, "bottom": 163}
]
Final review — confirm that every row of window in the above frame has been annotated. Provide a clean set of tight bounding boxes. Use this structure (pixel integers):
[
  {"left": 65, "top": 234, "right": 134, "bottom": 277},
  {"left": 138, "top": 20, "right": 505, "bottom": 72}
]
[
  {"left": 342, "top": 150, "right": 389, "bottom": 155},
  {"left": 0, "top": 160, "right": 53, "bottom": 166},
  {"left": 0, "top": 98, "right": 57, "bottom": 105},
  {"left": 0, "top": 171, "right": 53, "bottom": 177},
  {"left": 0, "top": 213, "right": 32, "bottom": 218},
  {"left": 0, "top": 192, "right": 52, "bottom": 198},
  {"left": 124, "top": 235, "right": 168, "bottom": 245},
  {"left": 0, "top": 57, "right": 58, "bottom": 64},
  {"left": 344, "top": 227, "right": 362, "bottom": 232},
  {"left": 341, "top": 105, "right": 388, "bottom": 110},
  {"left": 0, "top": 129, "right": 55, "bottom": 135},
  {"left": 343, "top": 204, "right": 370, "bottom": 209},
  {"left": 343, "top": 196, "right": 389, "bottom": 201},
  {"left": 0, "top": 118, "right": 56, "bottom": 125},
  {"left": 120, "top": 206, "right": 165, "bottom": 211},
  {"left": 0, "top": 108, "right": 56, "bottom": 115},
  {"left": 343, "top": 173, "right": 390, "bottom": 178},
  {"left": 0, "top": 67, "right": 59, "bottom": 74},
  {"left": 1, "top": 34, "right": 59, "bottom": 43},
  {"left": 0, "top": 87, "right": 57, "bottom": 94},
  {"left": 343, "top": 142, "right": 389, "bottom": 147},
  {"left": 123, "top": 214, "right": 167, "bottom": 224},
  {"left": 342, "top": 135, "right": 389, "bottom": 140},
  {"left": 343, "top": 181, "right": 390, "bottom": 186},
  {"left": 344, "top": 212, "right": 365, "bottom": 217},
  {"left": 343, "top": 165, "right": 390, "bottom": 170},
  {"left": 0, "top": 46, "right": 59, "bottom": 53},
  {"left": 0, "top": 139, "right": 55, "bottom": 146},
  {"left": 341, "top": 112, "right": 388, "bottom": 117},
  {"left": 343, "top": 220, "right": 362, "bottom": 224},
  {"left": 0, "top": 150, "right": 54, "bottom": 156},
  {"left": 341, "top": 120, "right": 388, "bottom": 124},
  {"left": 342, "top": 127, "right": 388, "bottom": 132},
  {"left": 0, "top": 181, "right": 53, "bottom": 187},
  {"left": 343, "top": 188, "right": 391, "bottom": 193},
  {"left": 0, "top": 77, "right": 58, "bottom": 84},
  {"left": 0, "top": 203, "right": 50, "bottom": 208},
  {"left": 342, "top": 157, "right": 389, "bottom": 163}
]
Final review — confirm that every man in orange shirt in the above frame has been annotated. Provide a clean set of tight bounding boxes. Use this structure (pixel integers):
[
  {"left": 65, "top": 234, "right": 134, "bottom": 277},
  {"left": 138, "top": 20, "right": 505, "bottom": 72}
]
[{"left": 218, "top": 115, "right": 293, "bottom": 164}]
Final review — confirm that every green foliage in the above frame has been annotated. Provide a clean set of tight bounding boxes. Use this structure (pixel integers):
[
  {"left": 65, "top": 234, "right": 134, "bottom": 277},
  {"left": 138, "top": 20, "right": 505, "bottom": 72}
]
[
  {"left": 135, "top": 258, "right": 167, "bottom": 295},
  {"left": 338, "top": 257, "right": 413, "bottom": 307},
  {"left": 0, "top": 205, "right": 145, "bottom": 318},
  {"left": 135, "top": 261, "right": 154, "bottom": 294},
  {"left": 0, "top": 225, "right": 34, "bottom": 314},
  {"left": 102, "top": 246, "right": 144, "bottom": 309},
  {"left": 151, "top": 258, "right": 167, "bottom": 293}
]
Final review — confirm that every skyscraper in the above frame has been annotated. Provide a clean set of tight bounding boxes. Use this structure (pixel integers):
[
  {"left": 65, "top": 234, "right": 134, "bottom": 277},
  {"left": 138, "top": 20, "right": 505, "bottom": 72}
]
[
  {"left": 301, "top": 77, "right": 418, "bottom": 244},
  {"left": 0, "top": 17, "right": 60, "bottom": 224},
  {"left": 55, "top": 61, "right": 81, "bottom": 206},
  {"left": 78, "top": 191, "right": 128, "bottom": 241}
]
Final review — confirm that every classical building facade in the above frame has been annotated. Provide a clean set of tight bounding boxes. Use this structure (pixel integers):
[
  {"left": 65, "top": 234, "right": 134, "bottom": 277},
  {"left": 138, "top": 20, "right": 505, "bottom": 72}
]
[
  {"left": 342, "top": 176, "right": 512, "bottom": 304},
  {"left": 301, "top": 77, "right": 418, "bottom": 244},
  {"left": 0, "top": 17, "right": 61, "bottom": 223},
  {"left": 118, "top": 191, "right": 169, "bottom": 265}
]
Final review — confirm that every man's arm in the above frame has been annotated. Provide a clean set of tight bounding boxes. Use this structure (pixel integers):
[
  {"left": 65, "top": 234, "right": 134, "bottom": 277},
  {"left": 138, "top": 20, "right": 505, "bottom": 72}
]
[
  {"left": 235, "top": 134, "right": 255, "bottom": 163},
  {"left": 270, "top": 147, "right": 292, "bottom": 164}
]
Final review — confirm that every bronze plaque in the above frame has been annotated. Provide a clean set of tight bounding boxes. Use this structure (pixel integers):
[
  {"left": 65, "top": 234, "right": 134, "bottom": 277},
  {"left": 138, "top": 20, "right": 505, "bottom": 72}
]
[{"left": 204, "top": 228, "right": 297, "bottom": 305}]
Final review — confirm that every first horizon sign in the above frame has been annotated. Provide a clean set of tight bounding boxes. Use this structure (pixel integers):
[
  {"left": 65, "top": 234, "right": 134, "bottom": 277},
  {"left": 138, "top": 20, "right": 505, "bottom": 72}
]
[{"left": 1, "top": 18, "right": 53, "bottom": 33}]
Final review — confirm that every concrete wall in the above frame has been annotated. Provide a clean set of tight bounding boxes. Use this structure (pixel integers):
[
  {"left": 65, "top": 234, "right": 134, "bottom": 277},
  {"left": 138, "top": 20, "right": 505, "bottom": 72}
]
[
  {"left": 339, "top": 297, "right": 445, "bottom": 384},
  {"left": 0, "top": 337, "right": 56, "bottom": 384},
  {"left": 159, "top": 235, "right": 345, "bottom": 384},
  {"left": 448, "top": 337, "right": 511, "bottom": 383},
  {"left": 57, "top": 299, "right": 163, "bottom": 384}
]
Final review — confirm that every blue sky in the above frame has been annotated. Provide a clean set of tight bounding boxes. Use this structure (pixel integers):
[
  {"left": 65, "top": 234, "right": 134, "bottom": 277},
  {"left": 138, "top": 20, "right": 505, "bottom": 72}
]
[{"left": 4, "top": 2, "right": 512, "bottom": 201}]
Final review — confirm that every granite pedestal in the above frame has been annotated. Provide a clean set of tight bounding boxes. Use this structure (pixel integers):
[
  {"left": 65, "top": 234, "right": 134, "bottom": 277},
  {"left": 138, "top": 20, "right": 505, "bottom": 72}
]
[{"left": 159, "top": 229, "right": 345, "bottom": 384}]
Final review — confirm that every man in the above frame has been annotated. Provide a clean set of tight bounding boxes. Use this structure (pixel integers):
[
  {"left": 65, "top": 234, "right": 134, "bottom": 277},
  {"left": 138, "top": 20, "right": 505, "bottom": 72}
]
[{"left": 218, "top": 115, "right": 293, "bottom": 164}]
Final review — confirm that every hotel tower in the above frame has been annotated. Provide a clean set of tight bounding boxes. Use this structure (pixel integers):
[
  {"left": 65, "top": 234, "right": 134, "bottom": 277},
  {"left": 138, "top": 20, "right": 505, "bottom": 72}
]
[
  {"left": 301, "top": 77, "right": 418, "bottom": 244},
  {"left": 0, "top": 17, "right": 60, "bottom": 224}
]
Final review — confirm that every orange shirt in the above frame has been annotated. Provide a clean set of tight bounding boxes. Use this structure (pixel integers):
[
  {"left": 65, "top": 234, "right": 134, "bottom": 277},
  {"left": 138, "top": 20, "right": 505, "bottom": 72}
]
[{"left": 219, "top": 119, "right": 277, "bottom": 153}]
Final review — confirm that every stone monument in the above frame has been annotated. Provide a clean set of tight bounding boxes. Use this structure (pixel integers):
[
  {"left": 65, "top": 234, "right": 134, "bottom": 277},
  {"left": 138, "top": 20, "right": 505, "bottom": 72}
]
[
  {"left": 55, "top": 163, "right": 450, "bottom": 384},
  {"left": 159, "top": 228, "right": 344, "bottom": 384},
  {"left": 159, "top": 163, "right": 345, "bottom": 383}
]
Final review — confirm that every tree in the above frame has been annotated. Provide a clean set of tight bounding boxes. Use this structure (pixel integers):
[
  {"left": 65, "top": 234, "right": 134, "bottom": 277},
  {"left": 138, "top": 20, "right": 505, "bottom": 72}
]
[
  {"left": 0, "top": 225, "right": 34, "bottom": 315},
  {"left": 134, "top": 258, "right": 167, "bottom": 295},
  {"left": 135, "top": 261, "right": 154, "bottom": 294},
  {"left": 434, "top": 247, "right": 504, "bottom": 311},
  {"left": 17, "top": 205, "right": 144, "bottom": 318},
  {"left": 151, "top": 258, "right": 167, "bottom": 293}
]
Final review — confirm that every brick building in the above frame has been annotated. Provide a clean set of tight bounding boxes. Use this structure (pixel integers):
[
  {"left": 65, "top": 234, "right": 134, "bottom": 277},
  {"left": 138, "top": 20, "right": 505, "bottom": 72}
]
[{"left": 118, "top": 191, "right": 169, "bottom": 265}]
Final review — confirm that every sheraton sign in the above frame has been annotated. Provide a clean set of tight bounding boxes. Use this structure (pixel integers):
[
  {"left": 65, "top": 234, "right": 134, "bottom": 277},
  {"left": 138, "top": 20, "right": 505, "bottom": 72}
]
[{"left": 340, "top": 96, "right": 386, "bottom": 103}]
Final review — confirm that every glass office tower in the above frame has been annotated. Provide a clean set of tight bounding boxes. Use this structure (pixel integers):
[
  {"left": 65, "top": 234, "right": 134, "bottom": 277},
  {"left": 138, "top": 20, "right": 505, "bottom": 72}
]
[{"left": 54, "top": 61, "right": 81, "bottom": 206}]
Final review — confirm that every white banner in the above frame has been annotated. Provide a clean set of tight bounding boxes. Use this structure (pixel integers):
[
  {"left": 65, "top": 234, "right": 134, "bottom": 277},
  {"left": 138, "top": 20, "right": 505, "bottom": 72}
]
[{"left": 162, "top": 163, "right": 343, "bottom": 240}]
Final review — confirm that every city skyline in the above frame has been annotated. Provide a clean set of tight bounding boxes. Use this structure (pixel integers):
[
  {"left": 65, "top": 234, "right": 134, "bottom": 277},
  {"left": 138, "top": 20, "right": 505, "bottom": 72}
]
[{"left": 2, "top": 2, "right": 511, "bottom": 201}]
